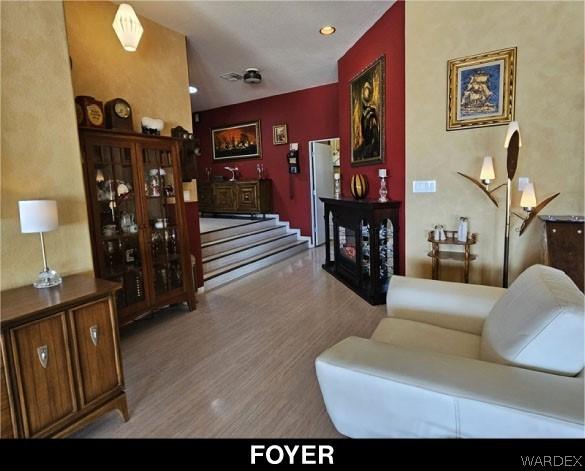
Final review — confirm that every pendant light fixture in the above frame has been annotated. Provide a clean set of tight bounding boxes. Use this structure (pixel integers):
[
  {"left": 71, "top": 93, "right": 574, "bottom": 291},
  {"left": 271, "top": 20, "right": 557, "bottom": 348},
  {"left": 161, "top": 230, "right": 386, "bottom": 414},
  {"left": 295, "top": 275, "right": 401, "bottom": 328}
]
[{"left": 112, "top": 3, "right": 143, "bottom": 52}]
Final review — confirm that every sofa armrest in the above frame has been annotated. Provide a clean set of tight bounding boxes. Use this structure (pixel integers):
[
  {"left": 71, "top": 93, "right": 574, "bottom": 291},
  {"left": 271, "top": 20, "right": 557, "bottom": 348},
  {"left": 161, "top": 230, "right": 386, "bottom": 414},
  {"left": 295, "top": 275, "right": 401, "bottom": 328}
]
[
  {"left": 387, "top": 276, "right": 506, "bottom": 334},
  {"left": 316, "top": 337, "right": 584, "bottom": 437}
]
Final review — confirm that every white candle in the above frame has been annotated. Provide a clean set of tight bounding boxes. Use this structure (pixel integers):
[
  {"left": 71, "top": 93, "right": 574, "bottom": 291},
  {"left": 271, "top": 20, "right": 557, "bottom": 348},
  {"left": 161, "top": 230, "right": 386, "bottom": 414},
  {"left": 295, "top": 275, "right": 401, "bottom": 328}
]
[{"left": 378, "top": 168, "right": 387, "bottom": 178}]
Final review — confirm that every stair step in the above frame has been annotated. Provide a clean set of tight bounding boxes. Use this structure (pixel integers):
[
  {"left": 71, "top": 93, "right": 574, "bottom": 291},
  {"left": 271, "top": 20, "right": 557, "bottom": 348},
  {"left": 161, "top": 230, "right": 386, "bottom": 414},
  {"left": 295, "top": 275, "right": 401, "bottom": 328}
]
[
  {"left": 201, "top": 225, "right": 289, "bottom": 258},
  {"left": 200, "top": 217, "right": 276, "bottom": 243},
  {"left": 203, "top": 233, "right": 298, "bottom": 273},
  {"left": 203, "top": 240, "right": 309, "bottom": 290}
]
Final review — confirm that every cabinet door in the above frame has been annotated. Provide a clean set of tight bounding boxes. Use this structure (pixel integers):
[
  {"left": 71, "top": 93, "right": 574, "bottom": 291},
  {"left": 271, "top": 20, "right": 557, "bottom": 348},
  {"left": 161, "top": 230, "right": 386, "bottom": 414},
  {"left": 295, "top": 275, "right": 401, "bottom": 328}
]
[
  {"left": 69, "top": 298, "right": 123, "bottom": 407},
  {"left": 198, "top": 182, "right": 213, "bottom": 211},
  {"left": 1, "top": 340, "right": 17, "bottom": 438},
  {"left": 138, "top": 143, "right": 190, "bottom": 301},
  {"left": 213, "top": 183, "right": 237, "bottom": 211},
  {"left": 546, "top": 222, "right": 584, "bottom": 291},
  {"left": 9, "top": 313, "right": 77, "bottom": 437},
  {"left": 237, "top": 183, "right": 259, "bottom": 212},
  {"left": 82, "top": 136, "right": 149, "bottom": 324}
]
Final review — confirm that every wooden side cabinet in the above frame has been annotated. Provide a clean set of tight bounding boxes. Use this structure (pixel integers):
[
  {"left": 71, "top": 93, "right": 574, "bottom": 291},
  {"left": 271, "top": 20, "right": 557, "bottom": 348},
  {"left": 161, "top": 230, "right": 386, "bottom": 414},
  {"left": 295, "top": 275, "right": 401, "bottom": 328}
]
[
  {"left": 540, "top": 215, "right": 584, "bottom": 292},
  {"left": 198, "top": 179, "right": 273, "bottom": 216},
  {"left": 1, "top": 274, "right": 128, "bottom": 438}
]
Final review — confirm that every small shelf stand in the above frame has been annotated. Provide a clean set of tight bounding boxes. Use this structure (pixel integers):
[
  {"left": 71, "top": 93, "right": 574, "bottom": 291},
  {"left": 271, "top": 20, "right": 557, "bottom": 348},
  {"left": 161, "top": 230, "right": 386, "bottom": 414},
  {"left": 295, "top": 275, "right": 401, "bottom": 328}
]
[{"left": 427, "top": 230, "right": 477, "bottom": 283}]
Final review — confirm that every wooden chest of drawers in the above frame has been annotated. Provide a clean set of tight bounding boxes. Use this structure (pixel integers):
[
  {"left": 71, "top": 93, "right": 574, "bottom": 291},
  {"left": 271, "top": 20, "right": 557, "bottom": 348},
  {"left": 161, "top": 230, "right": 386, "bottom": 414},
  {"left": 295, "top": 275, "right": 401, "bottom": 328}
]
[
  {"left": 198, "top": 179, "right": 273, "bottom": 215},
  {"left": 0, "top": 274, "right": 128, "bottom": 438}
]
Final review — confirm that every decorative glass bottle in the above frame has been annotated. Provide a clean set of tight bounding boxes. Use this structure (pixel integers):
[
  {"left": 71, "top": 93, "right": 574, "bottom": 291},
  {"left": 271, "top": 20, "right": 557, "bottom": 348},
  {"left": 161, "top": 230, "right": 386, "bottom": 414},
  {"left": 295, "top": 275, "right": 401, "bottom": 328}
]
[{"left": 378, "top": 168, "right": 388, "bottom": 202}]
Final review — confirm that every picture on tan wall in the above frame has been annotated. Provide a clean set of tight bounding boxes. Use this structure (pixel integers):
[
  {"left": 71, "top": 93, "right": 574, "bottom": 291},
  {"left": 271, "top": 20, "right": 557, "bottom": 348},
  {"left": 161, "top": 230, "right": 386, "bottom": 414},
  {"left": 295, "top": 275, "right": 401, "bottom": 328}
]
[
  {"left": 447, "top": 47, "right": 517, "bottom": 130},
  {"left": 350, "top": 55, "right": 385, "bottom": 166},
  {"left": 212, "top": 121, "right": 262, "bottom": 160}
]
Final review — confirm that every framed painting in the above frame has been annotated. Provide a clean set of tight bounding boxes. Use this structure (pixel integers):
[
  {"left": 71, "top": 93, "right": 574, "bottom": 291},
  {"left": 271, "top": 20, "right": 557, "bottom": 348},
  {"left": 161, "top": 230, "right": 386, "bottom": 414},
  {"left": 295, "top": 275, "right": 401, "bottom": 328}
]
[
  {"left": 273, "top": 124, "right": 288, "bottom": 145},
  {"left": 350, "top": 55, "right": 385, "bottom": 166},
  {"left": 211, "top": 120, "right": 262, "bottom": 160},
  {"left": 447, "top": 47, "right": 517, "bottom": 130}
]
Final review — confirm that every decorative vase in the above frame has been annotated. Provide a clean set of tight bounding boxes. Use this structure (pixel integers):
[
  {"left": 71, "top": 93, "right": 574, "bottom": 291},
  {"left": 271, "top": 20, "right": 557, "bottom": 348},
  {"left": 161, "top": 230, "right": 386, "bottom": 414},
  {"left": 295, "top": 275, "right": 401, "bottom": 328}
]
[
  {"left": 350, "top": 174, "right": 368, "bottom": 200},
  {"left": 457, "top": 217, "right": 469, "bottom": 242}
]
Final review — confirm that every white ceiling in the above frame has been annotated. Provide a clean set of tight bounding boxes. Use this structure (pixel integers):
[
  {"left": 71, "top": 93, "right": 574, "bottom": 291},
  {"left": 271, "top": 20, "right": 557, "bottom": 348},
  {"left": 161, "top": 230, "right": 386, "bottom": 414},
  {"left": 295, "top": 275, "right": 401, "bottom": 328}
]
[{"left": 128, "top": 1, "right": 394, "bottom": 112}]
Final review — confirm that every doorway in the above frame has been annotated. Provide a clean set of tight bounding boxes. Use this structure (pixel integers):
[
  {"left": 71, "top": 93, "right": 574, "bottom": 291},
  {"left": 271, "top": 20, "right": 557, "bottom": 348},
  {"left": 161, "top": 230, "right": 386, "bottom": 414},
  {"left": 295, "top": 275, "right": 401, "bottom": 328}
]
[{"left": 309, "top": 138, "right": 340, "bottom": 246}]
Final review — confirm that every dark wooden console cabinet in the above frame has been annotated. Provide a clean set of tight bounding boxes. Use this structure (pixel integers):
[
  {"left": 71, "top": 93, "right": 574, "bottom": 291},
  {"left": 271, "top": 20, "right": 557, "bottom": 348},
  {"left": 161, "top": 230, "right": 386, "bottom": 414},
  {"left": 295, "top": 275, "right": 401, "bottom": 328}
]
[
  {"left": 320, "top": 197, "right": 401, "bottom": 305},
  {"left": 78, "top": 128, "right": 196, "bottom": 327},
  {"left": 540, "top": 215, "right": 584, "bottom": 292},
  {"left": 0, "top": 274, "right": 128, "bottom": 438},
  {"left": 198, "top": 180, "right": 273, "bottom": 216}
]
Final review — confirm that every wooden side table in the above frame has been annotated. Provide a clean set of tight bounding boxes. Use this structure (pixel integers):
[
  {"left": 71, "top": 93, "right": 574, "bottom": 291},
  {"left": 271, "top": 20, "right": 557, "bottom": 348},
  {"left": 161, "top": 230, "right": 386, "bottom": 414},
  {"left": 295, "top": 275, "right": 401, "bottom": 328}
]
[{"left": 427, "top": 231, "right": 477, "bottom": 283}]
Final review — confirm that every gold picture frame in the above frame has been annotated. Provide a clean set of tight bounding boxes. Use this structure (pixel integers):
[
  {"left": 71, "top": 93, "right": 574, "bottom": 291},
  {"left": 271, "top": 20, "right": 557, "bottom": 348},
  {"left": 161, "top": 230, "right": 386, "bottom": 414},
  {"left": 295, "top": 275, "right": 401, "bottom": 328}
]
[
  {"left": 273, "top": 124, "right": 288, "bottom": 145},
  {"left": 211, "top": 120, "right": 262, "bottom": 160},
  {"left": 350, "top": 56, "right": 385, "bottom": 166},
  {"left": 447, "top": 47, "right": 517, "bottom": 130}
]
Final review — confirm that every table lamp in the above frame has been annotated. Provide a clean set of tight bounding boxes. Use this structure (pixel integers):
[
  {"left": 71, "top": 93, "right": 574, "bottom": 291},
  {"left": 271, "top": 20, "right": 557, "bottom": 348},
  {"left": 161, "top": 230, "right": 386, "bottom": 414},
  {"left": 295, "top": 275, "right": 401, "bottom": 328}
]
[{"left": 18, "top": 200, "right": 62, "bottom": 288}]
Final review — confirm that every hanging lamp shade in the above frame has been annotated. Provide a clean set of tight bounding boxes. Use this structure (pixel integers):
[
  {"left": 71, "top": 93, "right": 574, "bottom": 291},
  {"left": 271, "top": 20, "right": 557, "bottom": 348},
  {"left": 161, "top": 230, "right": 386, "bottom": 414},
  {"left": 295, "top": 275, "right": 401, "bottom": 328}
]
[{"left": 112, "top": 4, "right": 143, "bottom": 52}]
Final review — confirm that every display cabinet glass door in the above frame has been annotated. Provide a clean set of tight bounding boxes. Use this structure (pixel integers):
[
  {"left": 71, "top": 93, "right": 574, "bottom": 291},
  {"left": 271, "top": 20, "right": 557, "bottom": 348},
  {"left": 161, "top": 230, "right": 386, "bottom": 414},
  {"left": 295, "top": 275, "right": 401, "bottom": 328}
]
[
  {"left": 360, "top": 218, "right": 394, "bottom": 291},
  {"left": 140, "top": 145, "right": 186, "bottom": 300},
  {"left": 86, "top": 141, "right": 147, "bottom": 314}
]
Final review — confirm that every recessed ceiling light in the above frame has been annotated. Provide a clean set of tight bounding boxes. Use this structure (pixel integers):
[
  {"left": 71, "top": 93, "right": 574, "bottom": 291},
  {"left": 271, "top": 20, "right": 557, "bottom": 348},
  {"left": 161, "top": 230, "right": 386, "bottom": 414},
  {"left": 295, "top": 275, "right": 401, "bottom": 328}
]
[
  {"left": 189, "top": 85, "right": 198, "bottom": 94},
  {"left": 319, "top": 25, "right": 336, "bottom": 36}
]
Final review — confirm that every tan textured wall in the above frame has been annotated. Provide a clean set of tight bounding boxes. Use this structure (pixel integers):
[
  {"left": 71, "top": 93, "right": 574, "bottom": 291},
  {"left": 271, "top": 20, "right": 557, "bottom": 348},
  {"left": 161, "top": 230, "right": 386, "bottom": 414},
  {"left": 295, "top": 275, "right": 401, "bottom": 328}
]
[
  {"left": 64, "top": 1, "right": 192, "bottom": 135},
  {"left": 406, "top": 1, "right": 584, "bottom": 286},
  {"left": 1, "top": 1, "right": 93, "bottom": 290}
]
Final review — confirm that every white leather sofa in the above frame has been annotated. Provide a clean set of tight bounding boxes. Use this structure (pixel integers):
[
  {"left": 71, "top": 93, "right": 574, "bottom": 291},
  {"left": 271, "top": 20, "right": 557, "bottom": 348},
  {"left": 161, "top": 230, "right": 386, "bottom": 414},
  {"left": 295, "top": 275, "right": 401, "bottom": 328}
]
[{"left": 315, "top": 265, "right": 585, "bottom": 438}]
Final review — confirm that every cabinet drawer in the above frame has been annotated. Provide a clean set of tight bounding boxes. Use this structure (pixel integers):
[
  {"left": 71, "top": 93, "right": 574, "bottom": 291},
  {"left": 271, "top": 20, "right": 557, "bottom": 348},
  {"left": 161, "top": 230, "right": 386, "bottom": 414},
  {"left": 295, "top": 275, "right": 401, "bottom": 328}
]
[
  {"left": 237, "top": 183, "right": 259, "bottom": 211},
  {"left": 70, "top": 298, "right": 122, "bottom": 407},
  {"left": 10, "top": 313, "right": 77, "bottom": 437}
]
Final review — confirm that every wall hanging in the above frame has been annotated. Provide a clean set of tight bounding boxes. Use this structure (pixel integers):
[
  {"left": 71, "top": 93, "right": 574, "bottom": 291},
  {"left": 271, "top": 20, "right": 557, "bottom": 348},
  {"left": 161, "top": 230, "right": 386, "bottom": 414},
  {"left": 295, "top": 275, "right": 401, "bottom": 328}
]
[
  {"left": 447, "top": 47, "right": 517, "bottom": 130},
  {"left": 212, "top": 121, "right": 261, "bottom": 161},
  {"left": 350, "top": 56, "right": 385, "bottom": 166}
]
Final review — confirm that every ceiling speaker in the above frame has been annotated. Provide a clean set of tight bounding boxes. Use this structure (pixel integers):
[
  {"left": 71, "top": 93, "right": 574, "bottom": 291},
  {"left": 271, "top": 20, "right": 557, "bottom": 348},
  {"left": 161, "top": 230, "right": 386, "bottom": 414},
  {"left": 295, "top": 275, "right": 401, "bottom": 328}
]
[{"left": 243, "top": 68, "right": 262, "bottom": 84}]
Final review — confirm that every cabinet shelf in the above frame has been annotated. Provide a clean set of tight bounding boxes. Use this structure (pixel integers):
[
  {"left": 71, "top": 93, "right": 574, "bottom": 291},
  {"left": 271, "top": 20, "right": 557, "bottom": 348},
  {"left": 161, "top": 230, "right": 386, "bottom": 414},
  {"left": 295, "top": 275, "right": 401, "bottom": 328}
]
[{"left": 427, "top": 251, "right": 477, "bottom": 262}]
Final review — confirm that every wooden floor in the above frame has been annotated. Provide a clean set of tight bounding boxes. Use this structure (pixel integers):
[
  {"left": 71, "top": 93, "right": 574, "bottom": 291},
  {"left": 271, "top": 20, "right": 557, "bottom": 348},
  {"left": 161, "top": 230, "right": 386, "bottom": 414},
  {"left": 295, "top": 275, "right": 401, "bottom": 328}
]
[{"left": 74, "top": 248, "right": 385, "bottom": 438}]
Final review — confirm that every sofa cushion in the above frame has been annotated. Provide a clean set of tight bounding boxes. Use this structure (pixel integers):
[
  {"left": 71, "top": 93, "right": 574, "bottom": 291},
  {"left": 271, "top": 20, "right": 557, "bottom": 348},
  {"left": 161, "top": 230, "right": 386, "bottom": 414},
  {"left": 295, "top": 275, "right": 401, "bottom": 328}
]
[
  {"left": 372, "top": 317, "right": 481, "bottom": 359},
  {"left": 481, "top": 265, "right": 584, "bottom": 376}
]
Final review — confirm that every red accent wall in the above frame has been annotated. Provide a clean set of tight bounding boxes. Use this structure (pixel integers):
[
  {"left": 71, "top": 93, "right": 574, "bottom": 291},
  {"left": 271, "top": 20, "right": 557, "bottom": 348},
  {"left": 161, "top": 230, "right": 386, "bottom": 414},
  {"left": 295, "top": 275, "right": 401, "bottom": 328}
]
[
  {"left": 338, "top": 1, "right": 405, "bottom": 274},
  {"left": 194, "top": 83, "right": 339, "bottom": 236}
]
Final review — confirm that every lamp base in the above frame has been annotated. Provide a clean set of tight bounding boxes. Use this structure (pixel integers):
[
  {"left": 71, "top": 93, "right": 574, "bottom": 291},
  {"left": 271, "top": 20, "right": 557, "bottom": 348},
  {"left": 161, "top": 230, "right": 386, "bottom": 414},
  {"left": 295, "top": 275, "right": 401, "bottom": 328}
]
[{"left": 33, "top": 268, "right": 62, "bottom": 288}]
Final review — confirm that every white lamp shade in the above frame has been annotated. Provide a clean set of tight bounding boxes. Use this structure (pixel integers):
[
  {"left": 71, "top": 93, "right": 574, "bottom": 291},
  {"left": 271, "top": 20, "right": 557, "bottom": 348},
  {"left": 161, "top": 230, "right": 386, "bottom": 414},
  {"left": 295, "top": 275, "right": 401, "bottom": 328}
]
[
  {"left": 520, "top": 182, "right": 537, "bottom": 208},
  {"left": 480, "top": 156, "right": 495, "bottom": 181},
  {"left": 334, "top": 173, "right": 340, "bottom": 180},
  {"left": 112, "top": 4, "right": 143, "bottom": 52},
  {"left": 19, "top": 200, "right": 59, "bottom": 233},
  {"left": 378, "top": 168, "right": 387, "bottom": 178},
  {"left": 504, "top": 121, "right": 522, "bottom": 148}
]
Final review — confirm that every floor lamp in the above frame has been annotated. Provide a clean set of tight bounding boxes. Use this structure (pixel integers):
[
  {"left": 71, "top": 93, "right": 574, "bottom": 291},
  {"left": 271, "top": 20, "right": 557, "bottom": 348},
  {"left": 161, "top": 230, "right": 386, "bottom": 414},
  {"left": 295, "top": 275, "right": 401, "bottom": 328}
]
[{"left": 457, "top": 122, "right": 560, "bottom": 288}]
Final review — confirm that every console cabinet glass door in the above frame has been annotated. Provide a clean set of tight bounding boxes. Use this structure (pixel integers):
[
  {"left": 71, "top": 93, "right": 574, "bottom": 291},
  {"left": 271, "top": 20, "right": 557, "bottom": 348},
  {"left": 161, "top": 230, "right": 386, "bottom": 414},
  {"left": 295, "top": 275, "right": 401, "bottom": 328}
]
[
  {"left": 139, "top": 144, "right": 187, "bottom": 301},
  {"left": 84, "top": 138, "right": 148, "bottom": 318}
]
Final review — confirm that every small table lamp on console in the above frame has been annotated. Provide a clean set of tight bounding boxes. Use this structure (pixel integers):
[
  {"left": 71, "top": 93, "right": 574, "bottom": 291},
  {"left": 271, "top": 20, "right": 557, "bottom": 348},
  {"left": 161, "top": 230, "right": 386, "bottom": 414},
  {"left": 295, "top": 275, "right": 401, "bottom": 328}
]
[{"left": 18, "top": 199, "right": 62, "bottom": 288}]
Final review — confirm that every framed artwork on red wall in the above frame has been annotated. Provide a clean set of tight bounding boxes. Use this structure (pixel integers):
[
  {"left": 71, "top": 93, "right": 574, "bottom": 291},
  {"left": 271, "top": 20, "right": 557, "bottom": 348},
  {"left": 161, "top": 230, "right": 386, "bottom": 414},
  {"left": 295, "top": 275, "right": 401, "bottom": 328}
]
[
  {"left": 350, "top": 55, "right": 385, "bottom": 166},
  {"left": 272, "top": 124, "right": 288, "bottom": 145},
  {"left": 212, "top": 120, "right": 262, "bottom": 160}
]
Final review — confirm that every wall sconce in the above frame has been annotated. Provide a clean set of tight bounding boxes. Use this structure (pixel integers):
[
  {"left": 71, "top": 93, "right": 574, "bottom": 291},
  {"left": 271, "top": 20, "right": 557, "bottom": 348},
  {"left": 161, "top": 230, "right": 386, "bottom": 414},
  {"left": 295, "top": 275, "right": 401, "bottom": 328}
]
[
  {"left": 112, "top": 4, "right": 143, "bottom": 52},
  {"left": 457, "top": 121, "right": 559, "bottom": 287}
]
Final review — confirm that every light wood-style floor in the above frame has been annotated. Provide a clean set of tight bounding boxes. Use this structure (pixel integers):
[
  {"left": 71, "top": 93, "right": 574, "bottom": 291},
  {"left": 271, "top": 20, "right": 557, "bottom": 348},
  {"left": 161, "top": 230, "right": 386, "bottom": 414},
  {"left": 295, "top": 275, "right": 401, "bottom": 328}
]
[{"left": 75, "top": 248, "right": 385, "bottom": 438}]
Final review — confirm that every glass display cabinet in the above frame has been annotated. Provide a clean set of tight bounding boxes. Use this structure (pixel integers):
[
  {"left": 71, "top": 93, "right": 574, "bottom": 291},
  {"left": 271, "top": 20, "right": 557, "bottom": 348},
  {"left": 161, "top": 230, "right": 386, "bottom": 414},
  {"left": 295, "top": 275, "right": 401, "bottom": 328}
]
[
  {"left": 320, "top": 197, "right": 400, "bottom": 305},
  {"left": 79, "top": 128, "right": 196, "bottom": 326}
]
